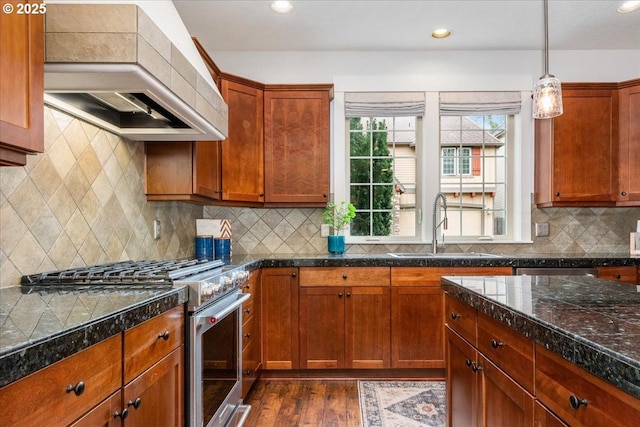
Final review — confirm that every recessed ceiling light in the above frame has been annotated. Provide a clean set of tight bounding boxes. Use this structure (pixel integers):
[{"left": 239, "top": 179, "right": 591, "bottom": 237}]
[
  {"left": 618, "top": 1, "right": 640, "bottom": 13},
  {"left": 270, "top": 1, "right": 294, "bottom": 14},
  {"left": 431, "top": 28, "right": 452, "bottom": 39}
]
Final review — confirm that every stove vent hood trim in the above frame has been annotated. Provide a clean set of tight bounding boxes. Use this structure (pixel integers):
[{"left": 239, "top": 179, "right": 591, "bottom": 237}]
[{"left": 43, "top": 3, "right": 228, "bottom": 141}]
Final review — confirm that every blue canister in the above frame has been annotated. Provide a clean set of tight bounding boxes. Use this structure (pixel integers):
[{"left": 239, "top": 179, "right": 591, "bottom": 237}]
[
  {"left": 214, "top": 238, "right": 231, "bottom": 264},
  {"left": 195, "top": 235, "right": 214, "bottom": 261}
]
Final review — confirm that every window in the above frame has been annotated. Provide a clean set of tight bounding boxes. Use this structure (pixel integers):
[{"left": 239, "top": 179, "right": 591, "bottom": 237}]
[
  {"left": 349, "top": 116, "right": 418, "bottom": 238},
  {"left": 439, "top": 115, "right": 508, "bottom": 238}
]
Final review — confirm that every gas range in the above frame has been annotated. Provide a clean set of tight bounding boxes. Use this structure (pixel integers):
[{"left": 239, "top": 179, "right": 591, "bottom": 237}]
[{"left": 20, "top": 259, "right": 249, "bottom": 312}]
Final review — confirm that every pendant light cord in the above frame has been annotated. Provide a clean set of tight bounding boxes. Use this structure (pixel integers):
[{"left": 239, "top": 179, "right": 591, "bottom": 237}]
[{"left": 543, "top": 0, "right": 549, "bottom": 76}]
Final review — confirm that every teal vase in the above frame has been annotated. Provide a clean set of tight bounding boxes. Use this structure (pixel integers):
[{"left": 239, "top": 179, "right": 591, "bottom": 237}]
[{"left": 328, "top": 235, "right": 346, "bottom": 255}]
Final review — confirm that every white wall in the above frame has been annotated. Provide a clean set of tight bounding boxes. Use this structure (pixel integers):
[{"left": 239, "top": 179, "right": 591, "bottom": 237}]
[{"left": 209, "top": 50, "right": 640, "bottom": 85}]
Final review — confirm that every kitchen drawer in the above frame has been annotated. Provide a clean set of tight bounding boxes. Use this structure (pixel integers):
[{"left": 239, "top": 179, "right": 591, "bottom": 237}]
[
  {"left": 242, "top": 337, "right": 259, "bottom": 397},
  {"left": 445, "top": 294, "right": 477, "bottom": 345},
  {"left": 477, "top": 311, "right": 534, "bottom": 393},
  {"left": 242, "top": 314, "right": 255, "bottom": 348},
  {"left": 299, "top": 267, "right": 390, "bottom": 287},
  {"left": 242, "top": 293, "right": 254, "bottom": 322},
  {"left": 393, "top": 266, "right": 512, "bottom": 286},
  {"left": 535, "top": 344, "right": 640, "bottom": 427},
  {"left": 70, "top": 391, "right": 122, "bottom": 427},
  {"left": 0, "top": 334, "right": 122, "bottom": 427},
  {"left": 124, "top": 305, "right": 185, "bottom": 384},
  {"left": 597, "top": 266, "right": 638, "bottom": 285}
]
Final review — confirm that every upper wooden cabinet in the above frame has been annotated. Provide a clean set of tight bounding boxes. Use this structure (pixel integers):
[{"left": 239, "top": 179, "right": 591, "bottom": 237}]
[
  {"left": 264, "top": 89, "right": 330, "bottom": 204},
  {"left": 0, "top": 5, "right": 44, "bottom": 166},
  {"left": 145, "top": 141, "right": 221, "bottom": 204},
  {"left": 617, "top": 80, "right": 640, "bottom": 205},
  {"left": 220, "top": 78, "right": 265, "bottom": 203},
  {"left": 535, "top": 80, "right": 640, "bottom": 207}
]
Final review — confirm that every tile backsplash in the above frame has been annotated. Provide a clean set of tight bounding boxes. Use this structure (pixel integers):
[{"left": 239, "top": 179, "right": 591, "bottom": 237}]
[
  {"left": 0, "top": 107, "right": 201, "bottom": 287},
  {"left": 1, "top": 107, "right": 637, "bottom": 287}
]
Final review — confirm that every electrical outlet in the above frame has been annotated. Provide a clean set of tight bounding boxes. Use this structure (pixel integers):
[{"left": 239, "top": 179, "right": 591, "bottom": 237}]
[
  {"left": 535, "top": 222, "right": 549, "bottom": 237},
  {"left": 320, "top": 224, "right": 330, "bottom": 237},
  {"left": 153, "top": 220, "right": 161, "bottom": 240}
]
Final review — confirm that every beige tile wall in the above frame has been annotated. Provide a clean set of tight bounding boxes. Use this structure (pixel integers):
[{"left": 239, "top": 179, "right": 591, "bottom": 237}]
[
  {"left": 204, "top": 204, "right": 640, "bottom": 256},
  {"left": 0, "top": 107, "right": 202, "bottom": 287},
  {"left": 2, "top": 107, "right": 637, "bottom": 288}
]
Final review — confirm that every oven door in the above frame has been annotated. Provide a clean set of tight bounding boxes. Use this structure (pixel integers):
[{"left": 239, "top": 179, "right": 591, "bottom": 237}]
[{"left": 189, "top": 291, "right": 250, "bottom": 427}]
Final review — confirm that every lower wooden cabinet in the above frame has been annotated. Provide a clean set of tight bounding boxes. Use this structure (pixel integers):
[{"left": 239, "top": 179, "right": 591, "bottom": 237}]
[
  {"left": 446, "top": 327, "right": 535, "bottom": 427},
  {"left": 123, "top": 346, "right": 184, "bottom": 427},
  {"left": 0, "top": 307, "right": 185, "bottom": 427},
  {"left": 241, "top": 269, "right": 261, "bottom": 397},
  {"left": 299, "top": 286, "right": 390, "bottom": 369},
  {"left": 391, "top": 286, "right": 444, "bottom": 368},
  {"left": 261, "top": 268, "right": 299, "bottom": 370},
  {"left": 534, "top": 401, "right": 568, "bottom": 427}
]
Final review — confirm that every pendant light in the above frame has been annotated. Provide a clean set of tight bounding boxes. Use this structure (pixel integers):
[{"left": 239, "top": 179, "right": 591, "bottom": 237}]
[{"left": 533, "top": 0, "right": 563, "bottom": 119}]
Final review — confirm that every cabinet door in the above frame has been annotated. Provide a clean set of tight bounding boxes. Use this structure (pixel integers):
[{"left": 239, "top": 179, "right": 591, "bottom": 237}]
[
  {"left": 534, "top": 401, "right": 568, "bottom": 427},
  {"left": 123, "top": 346, "right": 184, "bottom": 427},
  {"left": 617, "top": 82, "right": 640, "bottom": 205},
  {"left": 193, "top": 140, "right": 222, "bottom": 200},
  {"left": 391, "top": 287, "right": 444, "bottom": 368},
  {"left": 478, "top": 353, "right": 534, "bottom": 427},
  {"left": 221, "top": 79, "right": 264, "bottom": 202},
  {"left": 0, "top": 4, "right": 44, "bottom": 165},
  {"left": 70, "top": 391, "right": 122, "bottom": 427},
  {"left": 446, "top": 328, "right": 478, "bottom": 427},
  {"left": 345, "top": 286, "right": 391, "bottom": 369},
  {"left": 299, "top": 287, "right": 345, "bottom": 368},
  {"left": 264, "top": 90, "right": 329, "bottom": 204},
  {"left": 261, "top": 268, "right": 299, "bottom": 369}
]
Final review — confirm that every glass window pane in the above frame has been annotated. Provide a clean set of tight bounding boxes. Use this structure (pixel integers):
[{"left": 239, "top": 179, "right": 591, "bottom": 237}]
[
  {"left": 372, "top": 212, "right": 392, "bottom": 236},
  {"left": 350, "top": 159, "right": 371, "bottom": 183},
  {"left": 350, "top": 185, "right": 370, "bottom": 210},
  {"left": 373, "top": 185, "right": 394, "bottom": 210},
  {"left": 372, "top": 158, "right": 393, "bottom": 182},
  {"left": 351, "top": 212, "right": 370, "bottom": 236}
]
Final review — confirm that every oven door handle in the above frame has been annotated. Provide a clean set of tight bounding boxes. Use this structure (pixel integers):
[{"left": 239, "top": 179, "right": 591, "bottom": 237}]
[{"left": 194, "top": 292, "right": 250, "bottom": 329}]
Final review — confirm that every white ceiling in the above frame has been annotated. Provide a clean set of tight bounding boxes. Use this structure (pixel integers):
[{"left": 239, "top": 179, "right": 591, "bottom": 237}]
[{"left": 174, "top": 0, "right": 640, "bottom": 53}]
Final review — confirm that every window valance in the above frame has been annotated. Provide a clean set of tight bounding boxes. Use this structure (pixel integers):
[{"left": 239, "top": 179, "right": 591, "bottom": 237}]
[
  {"left": 439, "top": 91, "right": 522, "bottom": 115},
  {"left": 344, "top": 92, "right": 425, "bottom": 117}
]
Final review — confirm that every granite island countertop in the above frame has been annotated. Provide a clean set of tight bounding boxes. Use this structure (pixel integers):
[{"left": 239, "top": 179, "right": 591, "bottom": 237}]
[
  {"left": 441, "top": 275, "right": 640, "bottom": 399},
  {"left": 0, "top": 285, "right": 188, "bottom": 388}
]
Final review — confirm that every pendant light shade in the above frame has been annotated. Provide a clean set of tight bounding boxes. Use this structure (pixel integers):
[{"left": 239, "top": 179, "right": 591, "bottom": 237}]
[{"left": 533, "top": 0, "right": 563, "bottom": 119}]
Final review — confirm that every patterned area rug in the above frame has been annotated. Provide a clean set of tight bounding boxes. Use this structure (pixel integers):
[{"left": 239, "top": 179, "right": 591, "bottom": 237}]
[{"left": 358, "top": 381, "right": 446, "bottom": 427}]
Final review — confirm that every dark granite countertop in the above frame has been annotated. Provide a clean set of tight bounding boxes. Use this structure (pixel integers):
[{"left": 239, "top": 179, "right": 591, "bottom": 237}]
[
  {"left": 0, "top": 285, "right": 188, "bottom": 388},
  {"left": 235, "top": 253, "right": 639, "bottom": 269},
  {"left": 441, "top": 275, "right": 640, "bottom": 399}
]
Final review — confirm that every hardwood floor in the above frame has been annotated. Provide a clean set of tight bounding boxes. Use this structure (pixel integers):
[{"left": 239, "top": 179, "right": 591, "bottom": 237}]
[{"left": 243, "top": 379, "right": 362, "bottom": 427}]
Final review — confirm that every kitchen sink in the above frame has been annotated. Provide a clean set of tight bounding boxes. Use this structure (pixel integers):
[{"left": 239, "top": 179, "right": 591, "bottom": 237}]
[{"left": 388, "top": 252, "right": 503, "bottom": 258}]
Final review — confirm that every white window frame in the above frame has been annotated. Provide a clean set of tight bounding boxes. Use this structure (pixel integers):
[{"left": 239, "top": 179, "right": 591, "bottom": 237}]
[
  {"left": 441, "top": 147, "right": 472, "bottom": 176},
  {"left": 331, "top": 87, "right": 533, "bottom": 246}
]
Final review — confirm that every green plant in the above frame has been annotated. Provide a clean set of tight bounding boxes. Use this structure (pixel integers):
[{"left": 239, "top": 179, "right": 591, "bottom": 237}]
[{"left": 323, "top": 201, "right": 356, "bottom": 235}]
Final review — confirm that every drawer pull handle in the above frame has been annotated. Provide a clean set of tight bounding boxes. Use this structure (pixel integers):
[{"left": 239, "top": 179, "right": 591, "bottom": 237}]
[
  {"left": 244, "top": 333, "right": 251, "bottom": 339},
  {"left": 615, "top": 274, "right": 621, "bottom": 279},
  {"left": 244, "top": 284, "right": 251, "bottom": 289},
  {"left": 342, "top": 274, "right": 348, "bottom": 280},
  {"left": 569, "top": 395, "right": 588, "bottom": 410},
  {"left": 491, "top": 339, "right": 505, "bottom": 349},
  {"left": 450, "top": 313, "right": 461, "bottom": 320},
  {"left": 66, "top": 381, "right": 85, "bottom": 396},
  {"left": 471, "top": 362, "right": 482, "bottom": 373},
  {"left": 127, "top": 397, "right": 142, "bottom": 410},
  {"left": 114, "top": 409, "right": 129, "bottom": 420},
  {"left": 244, "top": 309, "right": 251, "bottom": 314},
  {"left": 158, "top": 331, "right": 170, "bottom": 340},
  {"left": 465, "top": 359, "right": 473, "bottom": 367}
]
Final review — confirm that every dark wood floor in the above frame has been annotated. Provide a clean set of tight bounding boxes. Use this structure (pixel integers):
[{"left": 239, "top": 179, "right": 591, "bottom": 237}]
[{"left": 243, "top": 379, "right": 362, "bottom": 427}]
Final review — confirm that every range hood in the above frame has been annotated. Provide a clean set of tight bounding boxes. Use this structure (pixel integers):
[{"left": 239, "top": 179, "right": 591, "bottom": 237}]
[{"left": 44, "top": 2, "right": 227, "bottom": 141}]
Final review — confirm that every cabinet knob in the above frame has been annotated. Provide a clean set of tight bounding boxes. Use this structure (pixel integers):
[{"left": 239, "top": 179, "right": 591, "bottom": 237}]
[
  {"left": 259, "top": 193, "right": 265, "bottom": 198},
  {"left": 615, "top": 274, "right": 621, "bottom": 279},
  {"left": 621, "top": 191, "right": 627, "bottom": 196},
  {"left": 127, "top": 397, "right": 142, "bottom": 410},
  {"left": 491, "top": 339, "right": 505, "bottom": 349},
  {"left": 66, "top": 381, "right": 85, "bottom": 396},
  {"left": 465, "top": 359, "right": 473, "bottom": 367},
  {"left": 244, "top": 308, "right": 251, "bottom": 314},
  {"left": 555, "top": 192, "right": 560, "bottom": 197},
  {"left": 471, "top": 362, "right": 482, "bottom": 373},
  {"left": 569, "top": 395, "right": 588, "bottom": 410},
  {"left": 323, "top": 194, "right": 328, "bottom": 198},
  {"left": 244, "top": 333, "right": 251, "bottom": 339},
  {"left": 157, "top": 331, "right": 170, "bottom": 341},
  {"left": 292, "top": 272, "right": 297, "bottom": 277},
  {"left": 114, "top": 409, "right": 129, "bottom": 420},
  {"left": 338, "top": 292, "right": 343, "bottom": 297},
  {"left": 450, "top": 313, "right": 461, "bottom": 320},
  {"left": 243, "top": 370, "right": 252, "bottom": 375},
  {"left": 346, "top": 292, "right": 351, "bottom": 297},
  {"left": 342, "top": 274, "right": 348, "bottom": 280},
  {"left": 244, "top": 284, "right": 250, "bottom": 289}
]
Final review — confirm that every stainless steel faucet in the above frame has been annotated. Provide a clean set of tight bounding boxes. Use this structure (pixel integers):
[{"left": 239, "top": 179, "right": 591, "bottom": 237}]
[{"left": 432, "top": 192, "right": 448, "bottom": 253}]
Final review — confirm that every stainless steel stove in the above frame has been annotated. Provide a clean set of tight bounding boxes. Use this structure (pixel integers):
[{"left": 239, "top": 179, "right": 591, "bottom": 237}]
[{"left": 20, "top": 258, "right": 252, "bottom": 427}]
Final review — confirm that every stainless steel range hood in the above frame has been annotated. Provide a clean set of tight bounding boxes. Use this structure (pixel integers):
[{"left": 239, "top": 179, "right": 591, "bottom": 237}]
[{"left": 44, "top": 3, "right": 228, "bottom": 141}]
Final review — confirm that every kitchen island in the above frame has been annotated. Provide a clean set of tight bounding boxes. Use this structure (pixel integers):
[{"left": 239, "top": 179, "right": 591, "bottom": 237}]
[{"left": 442, "top": 275, "right": 640, "bottom": 426}]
